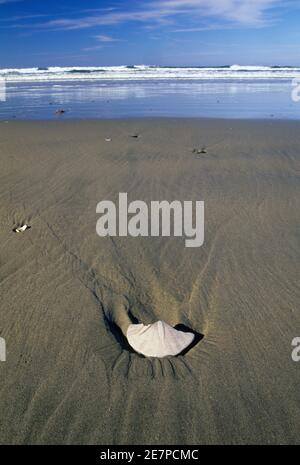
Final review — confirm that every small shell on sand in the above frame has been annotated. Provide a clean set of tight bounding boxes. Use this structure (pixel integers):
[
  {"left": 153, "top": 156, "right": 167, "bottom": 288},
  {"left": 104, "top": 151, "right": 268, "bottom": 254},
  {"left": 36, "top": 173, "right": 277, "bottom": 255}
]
[
  {"left": 105, "top": 138, "right": 112, "bottom": 142},
  {"left": 13, "top": 224, "right": 31, "bottom": 233},
  {"left": 127, "top": 320, "right": 194, "bottom": 357},
  {"left": 193, "top": 147, "right": 207, "bottom": 155}
]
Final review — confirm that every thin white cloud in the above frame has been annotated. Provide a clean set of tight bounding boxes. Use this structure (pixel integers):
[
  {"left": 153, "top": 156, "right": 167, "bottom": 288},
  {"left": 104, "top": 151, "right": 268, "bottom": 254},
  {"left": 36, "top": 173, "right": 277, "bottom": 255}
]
[
  {"left": 82, "top": 45, "right": 104, "bottom": 51},
  {"left": 0, "top": 13, "right": 48, "bottom": 22},
  {"left": 151, "top": 0, "right": 282, "bottom": 24},
  {"left": 0, "top": 0, "right": 23, "bottom": 3},
  {"left": 42, "top": 10, "right": 170, "bottom": 31},
  {"left": 95, "top": 34, "right": 118, "bottom": 42},
  {"left": 172, "top": 24, "right": 239, "bottom": 32},
  {"left": 7, "top": 0, "right": 290, "bottom": 31}
]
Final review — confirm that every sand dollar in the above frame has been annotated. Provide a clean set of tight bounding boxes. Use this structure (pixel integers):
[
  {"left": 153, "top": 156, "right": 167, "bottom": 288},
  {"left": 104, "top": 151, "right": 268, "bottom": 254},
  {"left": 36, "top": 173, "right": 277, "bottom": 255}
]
[{"left": 127, "top": 320, "right": 194, "bottom": 358}]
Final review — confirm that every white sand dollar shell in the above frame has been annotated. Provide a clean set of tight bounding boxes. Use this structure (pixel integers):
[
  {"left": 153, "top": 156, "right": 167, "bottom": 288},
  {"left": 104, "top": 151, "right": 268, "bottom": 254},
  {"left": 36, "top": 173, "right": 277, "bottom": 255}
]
[
  {"left": 14, "top": 224, "right": 30, "bottom": 233},
  {"left": 127, "top": 320, "right": 194, "bottom": 357}
]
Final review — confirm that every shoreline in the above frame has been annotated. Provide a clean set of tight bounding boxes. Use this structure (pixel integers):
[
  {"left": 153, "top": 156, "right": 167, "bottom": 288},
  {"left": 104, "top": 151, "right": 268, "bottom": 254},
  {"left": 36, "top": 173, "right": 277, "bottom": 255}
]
[{"left": 2, "top": 115, "right": 300, "bottom": 122}]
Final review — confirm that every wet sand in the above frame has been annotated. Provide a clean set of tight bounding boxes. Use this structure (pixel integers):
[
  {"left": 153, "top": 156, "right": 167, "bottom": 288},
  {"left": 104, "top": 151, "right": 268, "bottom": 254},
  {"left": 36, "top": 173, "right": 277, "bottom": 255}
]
[{"left": 0, "top": 118, "right": 299, "bottom": 444}]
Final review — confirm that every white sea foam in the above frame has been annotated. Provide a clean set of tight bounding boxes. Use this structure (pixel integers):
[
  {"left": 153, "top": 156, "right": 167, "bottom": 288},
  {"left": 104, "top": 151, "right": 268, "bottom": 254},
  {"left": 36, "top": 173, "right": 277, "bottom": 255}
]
[{"left": 1, "top": 65, "right": 300, "bottom": 82}]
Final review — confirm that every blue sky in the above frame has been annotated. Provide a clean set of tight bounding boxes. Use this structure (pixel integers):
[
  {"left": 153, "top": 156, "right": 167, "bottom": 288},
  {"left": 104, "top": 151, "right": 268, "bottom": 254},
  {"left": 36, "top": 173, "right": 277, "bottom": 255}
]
[{"left": 1, "top": 0, "right": 300, "bottom": 67}]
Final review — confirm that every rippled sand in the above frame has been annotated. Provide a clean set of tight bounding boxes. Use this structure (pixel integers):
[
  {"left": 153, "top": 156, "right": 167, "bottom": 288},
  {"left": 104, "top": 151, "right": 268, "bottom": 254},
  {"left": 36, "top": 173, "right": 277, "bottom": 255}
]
[{"left": 0, "top": 118, "right": 299, "bottom": 444}]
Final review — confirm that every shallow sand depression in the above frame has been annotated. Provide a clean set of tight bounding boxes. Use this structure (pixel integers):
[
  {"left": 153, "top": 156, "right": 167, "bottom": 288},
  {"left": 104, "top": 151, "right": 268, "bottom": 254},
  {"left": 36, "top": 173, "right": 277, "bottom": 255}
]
[{"left": 0, "top": 118, "right": 299, "bottom": 444}]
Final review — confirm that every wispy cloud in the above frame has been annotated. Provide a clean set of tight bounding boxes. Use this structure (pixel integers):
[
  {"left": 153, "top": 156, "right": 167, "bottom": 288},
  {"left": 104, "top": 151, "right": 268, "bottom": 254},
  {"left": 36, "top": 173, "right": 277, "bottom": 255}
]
[
  {"left": 3, "top": 0, "right": 291, "bottom": 35},
  {"left": 34, "top": 0, "right": 284, "bottom": 32},
  {"left": 0, "top": 0, "right": 23, "bottom": 4},
  {"left": 82, "top": 45, "right": 104, "bottom": 52},
  {"left": 83, "top": 34, "right": 119, "bottom": 51},
  {"left": 0, "top": 13, "right": 48, "bottom": 22},
  {"left": 150, "top": 0, "right": 282, "bottom": 25},
  {"left": 95, "top": 34, "right": 119, "bottom": 42}
]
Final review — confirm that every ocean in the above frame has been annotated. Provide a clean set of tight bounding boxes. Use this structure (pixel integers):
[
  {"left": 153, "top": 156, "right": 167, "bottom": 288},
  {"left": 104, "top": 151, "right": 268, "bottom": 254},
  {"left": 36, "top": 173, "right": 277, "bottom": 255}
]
[{"left": 1, "top": 65, "right": 300, "bottom": 119}]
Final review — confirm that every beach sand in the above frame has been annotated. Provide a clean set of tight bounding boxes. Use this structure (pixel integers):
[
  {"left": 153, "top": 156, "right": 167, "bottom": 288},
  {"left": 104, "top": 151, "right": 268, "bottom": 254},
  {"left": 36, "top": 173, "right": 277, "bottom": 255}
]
[{"left": 0, "top": 118, "right": 299, "bottom": 444}]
